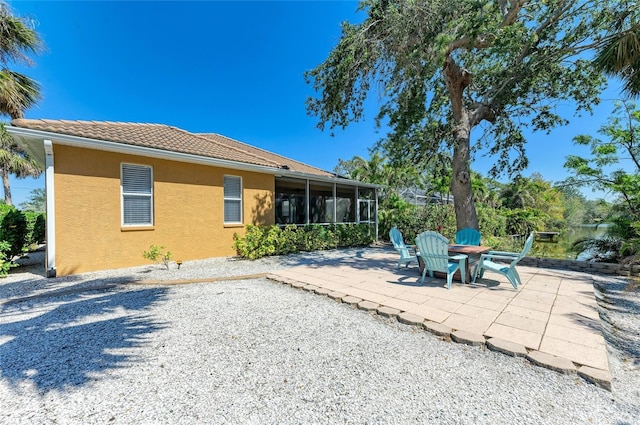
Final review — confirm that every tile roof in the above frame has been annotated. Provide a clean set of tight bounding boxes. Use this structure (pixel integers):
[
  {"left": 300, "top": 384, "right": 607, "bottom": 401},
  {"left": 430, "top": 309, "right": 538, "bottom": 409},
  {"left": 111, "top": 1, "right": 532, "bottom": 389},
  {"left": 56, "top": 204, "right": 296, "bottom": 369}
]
[{"left": 10, "top": 119, "right": 335, "bottom": 177}]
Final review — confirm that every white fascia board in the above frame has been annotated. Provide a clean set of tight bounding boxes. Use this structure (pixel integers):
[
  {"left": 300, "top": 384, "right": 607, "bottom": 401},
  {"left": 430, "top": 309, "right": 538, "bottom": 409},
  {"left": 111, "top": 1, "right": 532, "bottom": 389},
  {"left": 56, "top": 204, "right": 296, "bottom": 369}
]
[{"left": 6, "top": 125, "right": 381, "bottom": 189}]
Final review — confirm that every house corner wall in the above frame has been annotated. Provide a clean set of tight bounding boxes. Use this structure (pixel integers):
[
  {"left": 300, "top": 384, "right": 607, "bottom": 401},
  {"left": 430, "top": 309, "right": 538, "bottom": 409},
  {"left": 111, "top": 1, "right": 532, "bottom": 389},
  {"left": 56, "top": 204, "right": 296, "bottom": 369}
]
[{"left": 53, "top": 145, "right": 274, "bottom": 276}]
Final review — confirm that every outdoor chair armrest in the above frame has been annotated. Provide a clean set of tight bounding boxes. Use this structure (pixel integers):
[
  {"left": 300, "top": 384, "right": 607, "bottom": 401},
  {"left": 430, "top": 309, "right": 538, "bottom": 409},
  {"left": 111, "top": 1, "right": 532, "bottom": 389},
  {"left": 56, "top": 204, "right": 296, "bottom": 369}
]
[
  {"left": 449, "top": 254, "right": 468, "bottom": 261},
  {"left": 480, "top": 253, "right": 518, "bottom": 262},
  {"left": 418, "top": 253, "right": 451, "bottom": 261},
  {"left": 486, "top": 250, "right": 520, "bottom": 257}
]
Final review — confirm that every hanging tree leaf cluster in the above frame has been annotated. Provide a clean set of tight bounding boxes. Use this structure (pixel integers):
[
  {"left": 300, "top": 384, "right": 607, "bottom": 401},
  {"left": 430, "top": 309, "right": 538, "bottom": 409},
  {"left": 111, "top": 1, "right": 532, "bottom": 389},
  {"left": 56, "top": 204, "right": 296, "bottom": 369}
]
[
  {"left": 306, "top": 0, "right": 614, "bottom": 230},
  {"left": 0, "top": 1, "right": 43, "bottom": 205}
]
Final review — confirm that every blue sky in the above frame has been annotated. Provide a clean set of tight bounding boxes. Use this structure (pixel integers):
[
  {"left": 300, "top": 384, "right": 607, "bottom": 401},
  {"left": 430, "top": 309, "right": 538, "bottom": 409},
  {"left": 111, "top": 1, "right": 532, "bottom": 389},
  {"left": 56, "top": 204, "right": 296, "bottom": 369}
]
[{"left": 5, "top": 0, "right": 628, "bottom": 206}]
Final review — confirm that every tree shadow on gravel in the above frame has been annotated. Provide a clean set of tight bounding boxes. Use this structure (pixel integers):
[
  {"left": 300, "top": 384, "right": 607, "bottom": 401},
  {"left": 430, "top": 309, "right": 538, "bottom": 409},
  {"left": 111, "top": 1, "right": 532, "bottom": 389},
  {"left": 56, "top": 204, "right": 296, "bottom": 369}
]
[
  {"left": 273, "top": 246, "right": 397, "bottom": 271},
  {"left": 593, "top": 278, "right": 640, "bottom": 366},
  {"left": 0, "top": 283, "right": 169, "bottom": 392}
]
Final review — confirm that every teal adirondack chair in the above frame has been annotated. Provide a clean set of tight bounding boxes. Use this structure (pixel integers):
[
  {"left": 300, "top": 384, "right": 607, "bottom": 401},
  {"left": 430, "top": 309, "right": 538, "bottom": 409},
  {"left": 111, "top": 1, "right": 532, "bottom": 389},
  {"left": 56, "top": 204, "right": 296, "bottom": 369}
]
[
  {"left": 389, "top": 226, "right": 418, "bottom": 269},
  {"left": 456, "top": 228, "right": 481, "bottom": 246},
  {"left": 415, "top": 231, "right": 468, "bottom": 289},
  {"left": 472, "top": 232, "right": 535, "bottom": 289}
]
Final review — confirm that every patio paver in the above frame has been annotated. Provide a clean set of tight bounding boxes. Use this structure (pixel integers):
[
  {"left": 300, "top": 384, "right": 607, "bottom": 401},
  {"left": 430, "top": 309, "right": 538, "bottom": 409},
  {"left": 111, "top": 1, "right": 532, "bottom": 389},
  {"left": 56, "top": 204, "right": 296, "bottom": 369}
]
[{"left": 268, "top": 248, "right": 611, "bottom": 388}]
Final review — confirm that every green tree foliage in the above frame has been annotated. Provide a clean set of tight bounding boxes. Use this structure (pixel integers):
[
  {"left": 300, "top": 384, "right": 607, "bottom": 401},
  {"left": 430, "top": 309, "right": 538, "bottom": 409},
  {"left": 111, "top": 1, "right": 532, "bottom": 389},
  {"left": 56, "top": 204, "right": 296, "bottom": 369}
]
[
  {"left": 564, "top": 100, "right": 640, "bottom": 262},
  {"left": 555, "top": 185, "right": 588, "bottom": 228},
  {"left": 0, "top": 124, "right": 41, "bottom": 205},
  {"left": 564, "top": 101, "right": 640, "bottom": 216},
  {"left": 499, "top": 174, "right": 565, "bottom": 230},
  {"left": 583, "top": 199, "right": 613, "bottom": 223},
  {"left": 18, "top": 187, "right": 44, "bottom": 212},
  {"left": 594, "top": 1, "right": 640, "bottom": 97},
  {"left": 335, "top": 152, "right": 388, "bottom": 185},
  {"left": 306, "top": 0, "right": 610, "bottom": 232},
  {"left": 0, "top": 2, "right": 43, "bottom": 205}
]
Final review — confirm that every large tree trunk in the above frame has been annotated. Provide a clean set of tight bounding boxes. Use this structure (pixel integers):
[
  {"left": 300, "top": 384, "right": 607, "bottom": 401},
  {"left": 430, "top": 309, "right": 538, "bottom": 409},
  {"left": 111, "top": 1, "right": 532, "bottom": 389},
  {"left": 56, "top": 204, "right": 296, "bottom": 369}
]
[
  {"left": 444, "top": 57, "right": 478, "bottom": 230},
  {"left": 1, "top": 168, "right": 12, "bottom": 206},
  {"left": 451, "top": 124, "right": 478, "bottom": 230}
]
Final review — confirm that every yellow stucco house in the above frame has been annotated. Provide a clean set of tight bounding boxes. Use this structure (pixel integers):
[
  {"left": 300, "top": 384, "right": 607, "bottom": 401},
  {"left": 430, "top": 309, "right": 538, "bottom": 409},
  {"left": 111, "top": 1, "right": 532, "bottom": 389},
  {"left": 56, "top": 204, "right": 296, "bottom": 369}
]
[{"left": 7, "top": 120, "right": 379, "bottom": 277}]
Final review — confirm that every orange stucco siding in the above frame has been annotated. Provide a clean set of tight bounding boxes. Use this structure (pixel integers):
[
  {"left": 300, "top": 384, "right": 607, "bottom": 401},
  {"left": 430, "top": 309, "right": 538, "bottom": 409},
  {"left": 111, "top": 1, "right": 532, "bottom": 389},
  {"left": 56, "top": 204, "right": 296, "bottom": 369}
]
[{"left": 53, "top": 144, "right": 274, "bottom": 275}]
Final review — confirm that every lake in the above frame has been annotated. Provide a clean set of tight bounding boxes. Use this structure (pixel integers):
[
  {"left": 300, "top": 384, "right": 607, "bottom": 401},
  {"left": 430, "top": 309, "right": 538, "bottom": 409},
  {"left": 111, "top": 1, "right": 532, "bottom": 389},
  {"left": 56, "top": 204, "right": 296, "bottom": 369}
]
[{"left": 533, "top": 224, "right": 611, "bottom": 260}]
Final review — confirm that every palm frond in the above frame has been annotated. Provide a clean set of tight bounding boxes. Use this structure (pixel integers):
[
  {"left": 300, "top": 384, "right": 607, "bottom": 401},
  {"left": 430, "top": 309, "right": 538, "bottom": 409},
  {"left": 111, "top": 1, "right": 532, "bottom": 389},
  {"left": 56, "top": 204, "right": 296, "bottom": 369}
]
[
  {"left": 0, "top": 1, "right": 43, "bottom": 66},
  {"left": 0, "top": 68, "right": 41, "bottom": 119}
]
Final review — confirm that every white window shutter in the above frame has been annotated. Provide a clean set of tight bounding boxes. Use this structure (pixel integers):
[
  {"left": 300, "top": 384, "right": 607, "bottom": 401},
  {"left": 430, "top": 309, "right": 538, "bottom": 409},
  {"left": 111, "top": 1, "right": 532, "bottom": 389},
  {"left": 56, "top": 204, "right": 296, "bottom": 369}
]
[
  {"left": 223, "top": 175, "right": 242, "bottom": 223},
  {"left": 122, "top": 164, "right": 153, "bottom": 225}
]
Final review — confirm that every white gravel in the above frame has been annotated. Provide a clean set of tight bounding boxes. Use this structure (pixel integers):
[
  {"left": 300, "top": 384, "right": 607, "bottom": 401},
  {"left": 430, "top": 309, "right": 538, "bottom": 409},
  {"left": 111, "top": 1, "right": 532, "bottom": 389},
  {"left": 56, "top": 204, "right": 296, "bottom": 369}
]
[{"left": 1, "top": 248, "right": 638, "bottom": 424}]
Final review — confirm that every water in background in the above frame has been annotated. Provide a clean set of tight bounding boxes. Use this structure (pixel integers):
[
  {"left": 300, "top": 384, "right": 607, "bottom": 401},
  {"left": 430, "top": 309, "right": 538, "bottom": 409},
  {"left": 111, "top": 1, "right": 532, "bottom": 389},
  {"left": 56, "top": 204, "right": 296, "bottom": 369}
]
[{"left": 533, "top": 224, "right": 611, "bottom": 260}]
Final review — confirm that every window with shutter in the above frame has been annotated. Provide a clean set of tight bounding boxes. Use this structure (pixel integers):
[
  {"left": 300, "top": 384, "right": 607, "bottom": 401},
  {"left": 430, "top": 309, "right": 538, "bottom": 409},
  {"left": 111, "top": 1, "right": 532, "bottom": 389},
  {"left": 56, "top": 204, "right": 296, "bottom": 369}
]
[
  {"left": 223, "top": 175, "right": 242, "bottom": 224},
  {"left": 121, "top": 163, "right": 153, "bottom": 226}
]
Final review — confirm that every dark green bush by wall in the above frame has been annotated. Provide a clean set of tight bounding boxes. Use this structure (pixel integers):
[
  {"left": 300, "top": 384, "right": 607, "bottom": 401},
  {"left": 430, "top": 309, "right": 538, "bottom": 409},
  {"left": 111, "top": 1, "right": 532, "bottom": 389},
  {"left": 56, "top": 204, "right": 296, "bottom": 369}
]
[
  {"left": 24, "top": 211, "right": 46, "bottom": 246},
  {"left": 0, "top": 207, "right": 27, "bottom": 258},
  {"left": 233, "top": 223, "right": 374, "bottom": 260},
  {"left": 0, "top": 206, "right": 46, "bottom": 276}
]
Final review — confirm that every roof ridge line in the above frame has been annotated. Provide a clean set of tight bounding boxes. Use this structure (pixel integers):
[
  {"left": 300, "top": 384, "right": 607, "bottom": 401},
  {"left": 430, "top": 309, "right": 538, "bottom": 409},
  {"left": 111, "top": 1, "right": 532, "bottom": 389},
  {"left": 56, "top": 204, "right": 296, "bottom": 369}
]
[
  {"left": 201, "top": 132, "right": 332, "bottom": 175},
  {"left": 196, "top": 133, "right": 284, "bottom": 168}
]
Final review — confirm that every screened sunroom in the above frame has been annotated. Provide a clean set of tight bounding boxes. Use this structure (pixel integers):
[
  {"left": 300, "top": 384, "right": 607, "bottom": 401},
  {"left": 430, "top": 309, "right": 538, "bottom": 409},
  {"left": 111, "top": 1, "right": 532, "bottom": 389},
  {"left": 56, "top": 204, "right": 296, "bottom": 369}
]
[{"left": 274, "top": 176, "right": 379, "bottom": 236}]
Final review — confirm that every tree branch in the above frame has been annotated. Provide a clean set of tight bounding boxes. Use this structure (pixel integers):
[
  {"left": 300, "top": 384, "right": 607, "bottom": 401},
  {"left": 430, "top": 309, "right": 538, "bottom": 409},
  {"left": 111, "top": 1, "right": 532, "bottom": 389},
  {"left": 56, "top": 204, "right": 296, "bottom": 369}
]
[{"left": 445, "top": 0, "right": 526, "bottom": 56}]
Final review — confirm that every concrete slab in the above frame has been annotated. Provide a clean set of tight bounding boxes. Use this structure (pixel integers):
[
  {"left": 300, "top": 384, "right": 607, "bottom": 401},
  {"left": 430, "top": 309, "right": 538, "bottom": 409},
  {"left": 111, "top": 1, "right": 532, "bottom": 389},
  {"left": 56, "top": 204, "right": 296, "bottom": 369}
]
[
  {"left": 423, "top": 321, "right": 453, "bottom": 337},
  {"left": 328, "top": 291, "right": 347, "bottom": 301},
  {"left": 377, "top": 306, "right": 401, "bottom": 318},
  {"left": 341, "top": 295, "right": 362, "bottom": 306},
  {"left": 451, "top": 330, "right": 486, "bottom": 346},
  {"left": 397, "top": 312, "right": 425, "bottom": 326},
  {"left": 357, "top": 300, "right": 379, "bottom": 312},
  {"left": 486, "top": 337, "right": 528, "bottom": 357},
  {"left": 578, "top": 366, "right": 612, "bottom": 391},
  {"left": 527, "top": 350, "right": 577, "bottom": 374}
]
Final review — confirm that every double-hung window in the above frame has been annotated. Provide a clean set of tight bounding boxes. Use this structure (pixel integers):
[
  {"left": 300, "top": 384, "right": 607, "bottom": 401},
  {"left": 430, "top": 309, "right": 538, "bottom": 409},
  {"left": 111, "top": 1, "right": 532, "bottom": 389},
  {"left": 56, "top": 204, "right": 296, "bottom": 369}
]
[
  {"left": 223, "top": 175, "right": 242, "bottom": 224},
  {"left": 121, "top": 163, "right": 153, "bottom": 226}
]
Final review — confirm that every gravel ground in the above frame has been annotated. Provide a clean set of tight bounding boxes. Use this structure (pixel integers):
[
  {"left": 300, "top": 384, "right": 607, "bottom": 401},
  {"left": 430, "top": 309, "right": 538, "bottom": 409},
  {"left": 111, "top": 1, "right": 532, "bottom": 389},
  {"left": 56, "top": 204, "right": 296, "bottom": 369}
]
[{"left": 0, "top": 248, "right": 639, "bottom": 424}]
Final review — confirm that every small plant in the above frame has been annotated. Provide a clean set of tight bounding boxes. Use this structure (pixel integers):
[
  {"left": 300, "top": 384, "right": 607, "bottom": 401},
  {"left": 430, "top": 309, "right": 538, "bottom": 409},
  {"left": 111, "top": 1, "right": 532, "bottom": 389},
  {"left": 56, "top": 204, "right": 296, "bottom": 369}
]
[
  {"left": 143, "top": 245, "right": 173, "bottom": 270},
  {"left": 0, "top": 240, "right": 16, "bottom": 277}
]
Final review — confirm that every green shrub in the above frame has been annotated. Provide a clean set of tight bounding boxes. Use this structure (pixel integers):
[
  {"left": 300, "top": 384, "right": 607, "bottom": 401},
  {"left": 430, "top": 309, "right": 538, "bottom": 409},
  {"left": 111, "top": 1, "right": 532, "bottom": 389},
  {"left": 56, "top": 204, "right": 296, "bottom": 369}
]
[
  {"left": 142, "top": 245, "right": 173, "bottom": 270},
  {"left": 477, "top": 206, "right": 506, "bottom": 238},
  {"left": 504, "top": 208, "right": 544, "bottom": 236},
  {"left": 24, "top": 211, "right": 46, "bottom": 247},
  {"left": 0, "top": 240, "right": 15, "bottom": 277},
  {"left": 34, "top": 213, "right": 45, "bottom": 243},
  {"left": 381, "top": 203, "right": 456, "bottom": 244},
  {"left": 0, "top": 207, "right": 27, "bottom": 258},
  {"left": 233, "top": 223, "right": 374, "bottom": 260}
]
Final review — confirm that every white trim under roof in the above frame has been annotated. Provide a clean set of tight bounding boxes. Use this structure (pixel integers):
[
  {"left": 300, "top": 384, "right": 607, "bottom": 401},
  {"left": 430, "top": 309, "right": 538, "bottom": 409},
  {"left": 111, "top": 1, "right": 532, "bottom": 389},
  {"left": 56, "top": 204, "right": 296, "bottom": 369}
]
[{"left": 5, "top": 126, "right": 381, "bottom": 189}]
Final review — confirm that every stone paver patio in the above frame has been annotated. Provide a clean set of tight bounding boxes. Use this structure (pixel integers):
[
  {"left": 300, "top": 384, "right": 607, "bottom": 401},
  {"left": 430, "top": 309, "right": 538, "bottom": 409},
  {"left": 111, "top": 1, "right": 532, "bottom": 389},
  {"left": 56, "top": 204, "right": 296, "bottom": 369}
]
[{"left": 269, "top": 248, "right": 611, "bottom": 389}]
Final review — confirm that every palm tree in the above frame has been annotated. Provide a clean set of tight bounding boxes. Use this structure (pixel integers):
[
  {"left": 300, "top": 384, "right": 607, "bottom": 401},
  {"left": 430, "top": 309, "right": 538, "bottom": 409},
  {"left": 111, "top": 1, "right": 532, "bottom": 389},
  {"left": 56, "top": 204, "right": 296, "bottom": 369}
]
[
  {"left": 0, "top": 1, "right": 43, "bottom": 205},
  {"left": 0, "top": 124, "right": 40, "bottom": 205},
  {"left": 594, "top": 3, "right": 640, "bottom": 97},
  {"left": 0, "top": 68, "right": 39, "bottom": 119},
  {"left": 348, "top": 152, "right": 388, "bottom": 185}
]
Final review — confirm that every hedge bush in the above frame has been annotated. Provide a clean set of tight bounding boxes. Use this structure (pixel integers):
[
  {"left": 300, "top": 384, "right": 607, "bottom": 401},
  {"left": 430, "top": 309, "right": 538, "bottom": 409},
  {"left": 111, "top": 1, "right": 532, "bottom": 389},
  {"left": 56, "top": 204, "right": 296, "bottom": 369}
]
[
  {"left": 0, "top": 240, "right": 14, "bottom": 276},
  {"left": 0, "top": 206, "right": 27, "bottom": 259},
  {"left": 233, "top": 223, "right": 374, "bottom": 260},
  {"left": 380, "top": 201, "right": 509, "bottom": 245},
  {"left": 0, "top": 205, "right": 46, "bottom": 277},
  {"left": 24, "top": 211, "right": 46, "bottom": 247},
  {"left": 380, "top": 203, "right": 457, "bottom": 244}
]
